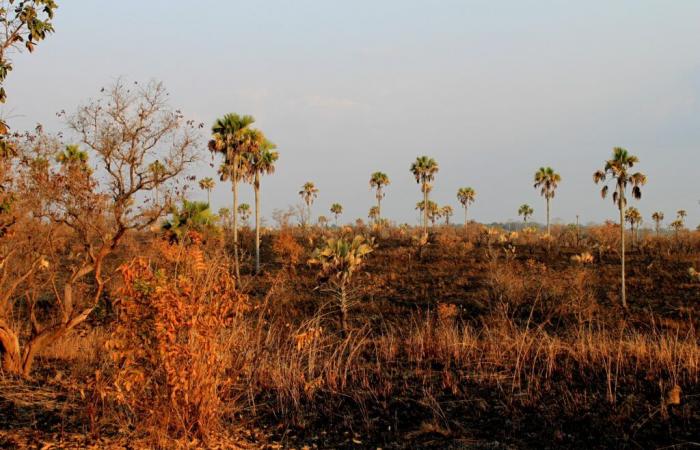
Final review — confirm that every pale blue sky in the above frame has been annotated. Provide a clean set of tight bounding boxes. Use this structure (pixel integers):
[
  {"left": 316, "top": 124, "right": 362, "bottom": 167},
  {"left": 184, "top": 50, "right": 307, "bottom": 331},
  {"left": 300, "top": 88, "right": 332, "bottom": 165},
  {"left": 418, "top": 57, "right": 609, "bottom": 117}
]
[{"left": 5, "top": 1, "right": 700, "bottom": 227}]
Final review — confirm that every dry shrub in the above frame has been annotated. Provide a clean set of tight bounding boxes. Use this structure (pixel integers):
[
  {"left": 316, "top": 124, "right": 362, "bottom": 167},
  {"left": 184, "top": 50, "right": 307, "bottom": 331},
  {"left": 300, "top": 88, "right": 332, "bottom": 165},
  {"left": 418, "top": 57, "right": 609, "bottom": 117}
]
[
  {"left": 273, "top": 230, "right": 304, "bottom": 269},
  {"left": 102, "top": 240, "right": 248, "bottom": 444},
  {"left": 487, "top": 259, "right": 598, "bottom": 325},
  {"left": 434, "top": 227, "right": 461, "bottom": 255}
]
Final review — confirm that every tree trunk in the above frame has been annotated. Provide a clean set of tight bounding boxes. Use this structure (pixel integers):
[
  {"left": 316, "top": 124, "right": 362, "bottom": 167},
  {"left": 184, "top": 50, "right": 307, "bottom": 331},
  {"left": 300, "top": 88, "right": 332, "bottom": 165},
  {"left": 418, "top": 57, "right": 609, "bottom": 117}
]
[
  {"left": 254, "top": 173, "right": 261, "bottom": 275},
  {"left": 0, "top": 319, "right": 21, "bottom": 375},
  {"left": 546, "top": 197, "right": 551, "bottom": 235},
  {"left": 464, "top": 206, "right": 468, "bottom": 230},
  {"left": 231, "top": 162, "right": 240, "bottom": 279},
  {"left": 619, "top": 200, "right": 627, "bottom": 309},
  {"left": 423, "top": 184, "right": 428, "bottom": 235}
]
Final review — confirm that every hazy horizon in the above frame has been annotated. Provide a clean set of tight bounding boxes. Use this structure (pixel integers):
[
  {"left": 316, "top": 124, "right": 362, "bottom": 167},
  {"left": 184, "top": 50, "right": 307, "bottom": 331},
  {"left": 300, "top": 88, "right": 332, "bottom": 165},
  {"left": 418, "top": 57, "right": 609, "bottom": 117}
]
[{"left": 4, "top": 1, "right": 699, "bottom": 227}]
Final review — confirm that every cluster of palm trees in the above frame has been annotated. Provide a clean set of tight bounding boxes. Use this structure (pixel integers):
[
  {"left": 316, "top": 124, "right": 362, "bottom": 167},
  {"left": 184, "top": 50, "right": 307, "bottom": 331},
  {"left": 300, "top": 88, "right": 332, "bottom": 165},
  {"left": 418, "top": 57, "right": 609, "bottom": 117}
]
[
  {"left": 206, "top": 113, "right": 279, "bottom": 275},
  {"left": 196, "top": 117, "right": 692, "bottom": 311}
]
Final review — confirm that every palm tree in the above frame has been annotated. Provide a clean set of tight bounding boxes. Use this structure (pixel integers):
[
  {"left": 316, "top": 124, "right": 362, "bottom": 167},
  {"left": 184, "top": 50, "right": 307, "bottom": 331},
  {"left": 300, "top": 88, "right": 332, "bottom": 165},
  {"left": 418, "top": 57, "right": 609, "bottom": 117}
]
[
  {"left": 162, "top": 199, "right": 216, "bottom": 242},
  {"left": 318, "top": 215, "right": 328, "bottom": 228},
  {"left": 218, "top": 207, "right": 231, "bottom": 229},
  {"left": 330, "top": 203, "right": 343, "bottom": 226},
  {"left": 625, "top": 206, "right": 642, "bottom": 244},
  {"left": 198, "top": 177, "right": 215, "bottom": 205},
  {"left": 56, "top": 144, "right": 88, "bottom": 166},
  {"left": 369, "top": 172, "right": 390, "bottom": 222},
  {"left": 518, "top": 204, "right": 534, "bottom": 224},
  {"left": 209, "top": 113, "right": 255, "bottom": 279},
  {"left": 651, "top": 211, "right": 664, "bottom": 236},
  {"left": 241, "top": 129, "right": 279, "bottom": 274},
  {"left": 299, "top": 182, "right": 319, "bottom": 226},
  {"left": 441, "top": 205, "right": 453, "bottom": 225},
  {"left": 368, "top": 206, "right": 380, "bottom": 223},
  {"left": 594, "top": 147, "right": 647, "bottom": 309},
  {"left": 677, "top": 209, "right": 687, "bottom": 225},
  {"left": 148, "top": 160, "right": 167, "bottom": 206},
  {"left": 237, "top": 203, "right": 251, "bottom": 224},
  {"left": 670, "top": 219, "right": 684, "bottom": 237},
  {"left": 416, "top": 200, "right": 440, "bottom": 226},
  {"left": 410, "top": 156, "right": 439, "bottom": 234},
  {"left": 533, "top": 167, "right": 561, "bottom": 236},
  {"left": 456, "top": 187, "right": 476, "bottom": 229}
]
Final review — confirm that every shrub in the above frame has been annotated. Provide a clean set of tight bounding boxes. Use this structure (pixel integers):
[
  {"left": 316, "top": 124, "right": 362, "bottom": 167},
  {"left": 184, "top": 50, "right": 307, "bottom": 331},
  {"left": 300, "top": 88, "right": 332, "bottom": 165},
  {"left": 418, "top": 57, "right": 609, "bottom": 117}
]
[{"left": 103, "top": 242, "right": 248, "bottom": 444}]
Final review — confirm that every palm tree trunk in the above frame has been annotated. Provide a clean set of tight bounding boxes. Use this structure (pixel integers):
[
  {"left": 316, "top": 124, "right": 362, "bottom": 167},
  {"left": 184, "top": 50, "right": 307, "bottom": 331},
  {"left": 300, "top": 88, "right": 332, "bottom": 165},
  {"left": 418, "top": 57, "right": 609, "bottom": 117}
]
[
  {"left": 254, "top": 173, "right": 261, "bottom": 275},
  {"left": 464, "top": 206, "right": 468, "bottom": 230},
  {"left": 619, "top": 200, "right": 627, "bottom": 309},
  {"left": 207, "top": 189, "right": 211, "bottom": 206},
  {"left": 232, "top": 165, "right": 240, "bottom": 279},
  {"left": 546, "top": 197, "right": 551, "bottom": 235},
  {"left": 377, "top": 193, "right": 382, "bottom": 224},
  {"left": 423, "top": 183, "right": 428, "bottom": 234}
]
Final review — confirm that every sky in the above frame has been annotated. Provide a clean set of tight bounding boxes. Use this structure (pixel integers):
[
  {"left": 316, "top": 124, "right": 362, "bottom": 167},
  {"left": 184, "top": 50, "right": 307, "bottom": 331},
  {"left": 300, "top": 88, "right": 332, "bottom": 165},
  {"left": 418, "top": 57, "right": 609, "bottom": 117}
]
[{"left": 5, "top": 0, "right": 700, "bottom": 227}]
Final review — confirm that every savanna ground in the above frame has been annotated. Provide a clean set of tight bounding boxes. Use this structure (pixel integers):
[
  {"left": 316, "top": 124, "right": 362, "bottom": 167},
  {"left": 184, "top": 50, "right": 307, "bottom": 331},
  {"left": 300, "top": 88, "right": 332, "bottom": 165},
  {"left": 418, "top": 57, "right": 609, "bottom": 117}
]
[{"left": 2, "top": 223, "right": 699, "bottom": 449}]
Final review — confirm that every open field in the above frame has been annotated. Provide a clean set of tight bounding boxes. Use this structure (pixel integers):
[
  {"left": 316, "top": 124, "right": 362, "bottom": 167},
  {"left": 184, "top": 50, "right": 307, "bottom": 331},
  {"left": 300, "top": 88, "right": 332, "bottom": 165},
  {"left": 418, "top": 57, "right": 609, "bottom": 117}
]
[{"left": 2, "top": 224, "right": 699, "bottom": 448}]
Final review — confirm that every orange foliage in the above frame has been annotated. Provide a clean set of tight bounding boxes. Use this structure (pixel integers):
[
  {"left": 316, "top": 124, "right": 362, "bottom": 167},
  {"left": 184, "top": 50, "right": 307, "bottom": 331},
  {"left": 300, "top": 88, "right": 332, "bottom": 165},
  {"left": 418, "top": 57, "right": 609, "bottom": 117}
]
[{"left": 104, "top": 242, "right": 248, "bottom": 443}]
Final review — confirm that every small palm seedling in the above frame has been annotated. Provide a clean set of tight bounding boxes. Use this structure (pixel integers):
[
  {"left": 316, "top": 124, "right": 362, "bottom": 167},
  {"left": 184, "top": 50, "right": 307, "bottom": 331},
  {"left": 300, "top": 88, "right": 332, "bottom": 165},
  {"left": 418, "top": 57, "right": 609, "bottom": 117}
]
[
  {"left": 309, "top": 235, "right": 374, "bottom": 334},
  {"left": 162, "top": 200, "right": 217, "bottom": 243}
]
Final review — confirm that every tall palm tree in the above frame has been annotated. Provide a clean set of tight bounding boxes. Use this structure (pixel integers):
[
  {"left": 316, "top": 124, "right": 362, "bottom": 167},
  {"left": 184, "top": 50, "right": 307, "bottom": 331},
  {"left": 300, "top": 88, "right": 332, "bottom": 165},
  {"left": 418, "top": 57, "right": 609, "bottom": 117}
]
[
  {"left": 410, "top": 156, "right": 439, "bottom": 234},
  {"left": 299, "top": 182, "right": 319, "bottom": 226},
  {"left": 456, "top": 187, "right": 476, "bottom": 229},
  {"left": 198, "top": 177, "right": 215, "bottom": 205},
  {"left": 369, "top": 172, "right": 390, "bottom": 222},
  {"left": 594, "top": 147, "right": 647, "bottom": 309},
  {"left": 209, "top": 113, "right": 255, "bottom": 279},
  {"left": 533, "top": 167, "right": 561, "bottom": 236},
  {"left": 241, "top": 129, "right": 279, "bottom": 274},
  {"left": 330, "top": 203, "right": 343, "bottom": 226},
  {"left": 441, "top": 205, "right": 453, "bottom": 225},
  {"left": 651, "top": 211, "right": 664, "bottom": 236},
  {"left": 518, "top": 204, "right": 534, "bottom": 224}
]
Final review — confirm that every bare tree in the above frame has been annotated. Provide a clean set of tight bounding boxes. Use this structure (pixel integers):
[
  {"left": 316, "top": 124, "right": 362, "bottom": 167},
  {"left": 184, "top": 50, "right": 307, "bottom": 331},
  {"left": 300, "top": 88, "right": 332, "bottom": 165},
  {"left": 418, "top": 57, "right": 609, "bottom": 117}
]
[{"left": 0, "top": 80, "right": 199, "bottom": 377}]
